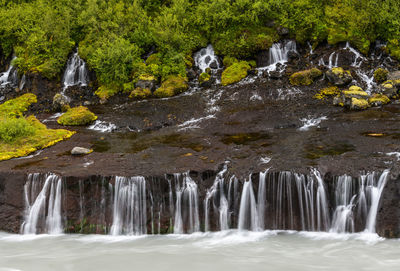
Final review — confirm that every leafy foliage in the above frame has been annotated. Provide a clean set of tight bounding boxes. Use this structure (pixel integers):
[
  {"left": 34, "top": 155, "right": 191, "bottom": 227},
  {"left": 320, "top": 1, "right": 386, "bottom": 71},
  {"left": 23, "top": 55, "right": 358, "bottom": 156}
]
[{"left": 0, "top": 0, "right": 400, "bottom": 86}]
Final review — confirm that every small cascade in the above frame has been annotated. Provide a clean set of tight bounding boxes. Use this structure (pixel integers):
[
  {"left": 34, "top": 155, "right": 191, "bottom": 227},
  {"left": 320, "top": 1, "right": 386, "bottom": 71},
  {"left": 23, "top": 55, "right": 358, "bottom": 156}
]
[
  {"left": 313, "top": 169, "right": 330, "bottom": 231},
  {"left": 21, "top": 174, "right": 63, "bottom": 235},
  {"left": 330, "top": 175, "right": 356, "bottom": 233},
  {"left": 344, "top": 42, "right": 365, "bottom": 67},
  {"left": 261, "top": 40, "right": 297, "bottom": 72},
  {"left": 194, "top": 44, "right": 221, "bottom": 72},
  {"left": 238, "top": 176, "right": 260, "bottom": 231},
  {"left": 19, "top": 74, "right": 26, "bottom": 90},
  {"left": 365, "top": 170, "right": 389, "bottom": 233},
  {"left": 204, "top": 165, "right": 229, "bottom": 231},
  {"left": 110, "top": 176, "right": 147, "bottom": 235},
  {"left": 356, "top": 70, "right": 376, "bottom": 94},
  {"left": 62, "top": 49, "right": 88, "bottom": 90},
  {"left": 173, "top": 173, "right": 200, "bottom": 234},
  {"left": 0, "top": 56, "right": 18, "bottom": 87}
]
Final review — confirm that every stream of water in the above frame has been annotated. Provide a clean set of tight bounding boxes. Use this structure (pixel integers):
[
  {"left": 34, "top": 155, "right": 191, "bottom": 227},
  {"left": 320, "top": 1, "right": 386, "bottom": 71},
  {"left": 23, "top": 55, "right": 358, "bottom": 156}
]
[{"left": 0, "top": 230, "right": 399, "bottom": 271}]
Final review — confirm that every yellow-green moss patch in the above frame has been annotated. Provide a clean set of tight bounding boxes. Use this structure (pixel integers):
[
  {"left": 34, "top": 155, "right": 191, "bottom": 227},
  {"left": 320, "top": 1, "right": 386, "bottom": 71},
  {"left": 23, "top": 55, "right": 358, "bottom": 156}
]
[
  {"left": 199, "top": 72, "right": 210, "bottom": 84},
  {"left": 0, "top": 94, "right": 75, "bottom": 161},
  {"left": 95, "top": 85, "right": 120, "bottom": 100},
  {"left": 314, "top": 86, "right": 340, "bottom": 100},
  {"left": 0, "top": 93, "right": 37, "bottom": 117},
  {"left": 221, "top": 61, "right": 251, "bottom": 86},
  {"left": 57, "top": 106, "right": 97, "bottom": 126},
  {"left": 351, "top": 98, "right": 369, "bottom": 110},
  {"left": 343, "top": 86, "right": 369, "bottom": 97},
  {"left": 153, "top": 76, "right": 188, "bottom": 98},
  {"left": 289, "top": 68, "right": 322, "bottom": 86},
  {"left": 369, "top": 94, "right": 390, "bottom": 105},
  {"left": 129, "top": 87, "right": 152, "bottom": 99}
]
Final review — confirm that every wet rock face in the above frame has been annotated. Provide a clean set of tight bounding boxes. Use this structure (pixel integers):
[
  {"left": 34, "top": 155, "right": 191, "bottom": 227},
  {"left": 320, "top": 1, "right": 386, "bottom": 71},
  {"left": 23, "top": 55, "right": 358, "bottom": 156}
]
[{"left": 377, "top": 175, "right": 400, "bottom": 238}]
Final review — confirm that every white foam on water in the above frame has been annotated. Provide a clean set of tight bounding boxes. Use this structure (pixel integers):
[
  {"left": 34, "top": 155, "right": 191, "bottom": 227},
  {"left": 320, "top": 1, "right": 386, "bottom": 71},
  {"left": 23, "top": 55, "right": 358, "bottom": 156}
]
[
  {"left": 178, "top": 115, "right": 215, "bottom": 131},
  {"left": 88, "top": 120, "right": 117, "bottom": 133},
  {"left": 260, "top": 157, "right": 271, "bottom": 164},
  {"left": 298, "top": 116, "right": 328, "bottom": 131}
]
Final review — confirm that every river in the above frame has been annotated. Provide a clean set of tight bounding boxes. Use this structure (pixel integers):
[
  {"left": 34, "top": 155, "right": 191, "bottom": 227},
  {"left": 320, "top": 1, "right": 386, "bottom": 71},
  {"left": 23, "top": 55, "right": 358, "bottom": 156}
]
[{"left": 0, "top": 230, "right": 399, "bottom": 271}]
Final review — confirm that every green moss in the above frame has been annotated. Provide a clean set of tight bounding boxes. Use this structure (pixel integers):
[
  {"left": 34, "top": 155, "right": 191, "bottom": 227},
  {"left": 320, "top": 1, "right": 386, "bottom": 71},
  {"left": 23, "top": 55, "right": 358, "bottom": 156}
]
[
  {"left": 95, "top": 85, "right": 120, "bottom": 100},
  {"left": 374, "top": 68, "right": 389, "bottom": 83},
  {"left": 0, "top": 94, "right": 74, "bottom": 161},
  {"left": 332, "top": 67, "right": 351, "bottom": 77},
  {"left": 199, "top": 72, "right": 210, "bottom": 84},
  {"left": 314, "top": 86, "right": 340, "bottom": 100},
  {"left": 221, "top": 61, "right": 251, "bottom": 86},
  {"left": 138, "top": 74, "right": 156, "bottom": 81},
  {"left": 129, "top": 87, "right": 152, "bottom": 99},
  {"left": 153, "top": 76, "right": 188, "bottom": 98},
  {"left": 0, "top": 93, "right": 37, "bottom": 117},
  {"left": 289, "top": 68, "right": 322, "bottom": 86},
  {"left": 146, "top": 54, "right": 161, "bottom": 66},
  {"left": 351, "top": 98, "right": 369, "bottom": 109},
  {"left": 369, "top": 94, "right": 390, "bottom": 105},
  {"left": 327, "top": 28, "right": 348, "bottom": 45},
  {"left": 388, "top": 39, "right": 400, "bottom": 60},
  {"left": 343, "top": 86, "right": 369, "bottom": 97},
  {"left": 223, "top": 56, "right": 238, "bottom": 68},
  {"left": 57, "top": 106, "right": 97, "bottom": 126}
]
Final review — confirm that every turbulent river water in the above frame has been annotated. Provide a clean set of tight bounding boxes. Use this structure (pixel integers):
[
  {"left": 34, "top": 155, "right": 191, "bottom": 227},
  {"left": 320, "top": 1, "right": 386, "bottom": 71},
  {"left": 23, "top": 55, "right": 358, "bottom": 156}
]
[{"left": 0, "top": 230, "right": 399, "bottom": 271}]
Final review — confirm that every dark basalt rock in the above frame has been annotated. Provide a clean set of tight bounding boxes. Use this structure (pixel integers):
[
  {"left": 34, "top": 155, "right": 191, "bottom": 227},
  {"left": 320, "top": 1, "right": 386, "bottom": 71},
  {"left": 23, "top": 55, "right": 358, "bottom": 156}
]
[{"left": 377, "top": 174, "right": 400, "bottom": 238}]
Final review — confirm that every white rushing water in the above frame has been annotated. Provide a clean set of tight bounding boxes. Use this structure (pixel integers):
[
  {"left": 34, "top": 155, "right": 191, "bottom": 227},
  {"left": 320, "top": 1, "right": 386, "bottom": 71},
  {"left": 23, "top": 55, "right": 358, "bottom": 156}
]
[
  {"left": 62, "top": 50, "right": 88, "bottom": 89},
  {"left": 19, "top": 170, "right": 389, "bottom": 236},
  {"left": 88, "top": 120, "right": 117, "bottom": 133},
  {"left": 1, "top": 230, "right": 398, "bottom": 271},
  {"left": 21, "top": 174, "right": 63, "bottom": 235},
  {"left": 0, "top": 56, "right": 18, "bottom": 87},
  {"left": 110, "top": 176, "right": 147, "bottom": 235},
  {"left": 194, "top": 44, "right": 221, "bottom": 72},
  {"left": 298, "top": 116, "right": 327, "bottom": 131},
  {"left": 258, "top": 40, "right": 297, "bottom": 73}
]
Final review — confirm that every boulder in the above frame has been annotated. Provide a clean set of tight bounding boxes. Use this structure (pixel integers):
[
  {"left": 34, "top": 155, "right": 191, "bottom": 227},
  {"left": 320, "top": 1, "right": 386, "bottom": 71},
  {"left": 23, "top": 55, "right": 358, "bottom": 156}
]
[
  {"left": 52, "top": 93, "right": 70, "bottom": 112},
  {"left": 326, "top": 67, "right": 352, "bottom": 86},
  {"left": 350, "top": 98, "right": 369, "bottom": 110},
  {"left": 71, "top": 147, "right": 92, "bottom": 155},
  {"left": 289, "top": 68, "right": 322, "bottom": 86},
  {"left": 136, "top": 77, "right": 157, "bottom": 92},
  {"left": 369, "top": 94, "right": 390, "bottom": 107}
]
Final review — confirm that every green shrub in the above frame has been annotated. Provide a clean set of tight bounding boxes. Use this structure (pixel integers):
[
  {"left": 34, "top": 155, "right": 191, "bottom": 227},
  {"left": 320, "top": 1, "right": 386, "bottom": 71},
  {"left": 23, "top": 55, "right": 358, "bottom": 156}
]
[
  {"left": 374, "top": 68, "right": 389, "bottom": 83},
  {"left": 0, "top": 117, "right": 35, "bottom": 143}
]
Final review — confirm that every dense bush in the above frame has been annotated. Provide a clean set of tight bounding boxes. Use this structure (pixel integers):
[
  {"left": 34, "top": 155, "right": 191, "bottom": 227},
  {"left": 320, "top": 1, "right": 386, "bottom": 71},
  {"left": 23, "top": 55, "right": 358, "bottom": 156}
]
[
  {"left": 0, "top": 117, "right": 35, "bottom": 143},
  {"left": 0, "top": 0, "right": 400, "bottom": 89}
]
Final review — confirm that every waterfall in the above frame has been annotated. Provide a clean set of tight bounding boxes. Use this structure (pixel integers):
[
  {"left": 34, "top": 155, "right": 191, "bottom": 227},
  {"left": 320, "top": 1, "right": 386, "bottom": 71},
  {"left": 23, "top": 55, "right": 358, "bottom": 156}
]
[
  {"left": 173, "top": 173, "right": 200, "bottom": 234},
  {"left": 238, "top": 176, "right": 260, "bottom": 231},
  {"left": 62, "top": 50, "right": 88, "bottom": 90},
  {"left": 194, "top": 44, "right": 221, "bottom": 72},
  {"left": 365, "top": 170, "right": 389, "bottom": 233},
  {"left": 312, "top": 169, "right": 330, "bottom": 231},
  {"left": 259, "top": 40, "right": 297, "bottom": 73},
  {"left": 344, "top": 42, "right": 365, "bottom": 67},
  {"left": 21, "top": 174, "right": 63, "bottom": 235},
  {"left": 330, "top": 175, "right": 356, "bottom": 233},
  {"left": 0, "top": 56, "right": 18, "bottom": 87},
  {"left": 110, "top": 176, "right": 147, "bottom": 235}
]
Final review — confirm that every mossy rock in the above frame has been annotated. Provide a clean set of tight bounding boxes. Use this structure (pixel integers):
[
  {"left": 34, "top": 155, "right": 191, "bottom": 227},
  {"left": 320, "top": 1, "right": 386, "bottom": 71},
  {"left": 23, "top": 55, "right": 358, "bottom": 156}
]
[
  {"left": 222, "top": 56, "right": 238, "bottom": 68},
  {"left": 199, "top": 72, "right": 210, "bottom": 84},
  {"left": 350, "top": 98, "right": 369, "bottom": 110},
  {"left": 129, "top": 87, "right": 152, "bottom": 99},
  {"left": 369, "top": 94, "right": 390, "bottom": 106},
  {"left": 153, "top": 76, "right": 188, "bottom": 98},
  {"left": 314, "top": 86, "right": 340, "bottom": 100},
  {"left": 138, "top": 74, "right": 156, "bottom": 81},
  {"left": 57, "top": 106, "right": 97, "bottom": 126},
  {"left": 221, "top": 61, "right": 251, "bottom": 86},
  {"left": 326, "top": 67, "right": 353, "bottom": 86},
  {"left": 374, "top": 68, "right": 389, "bottom": 83},
  {"left": 343, "top": 86, "right": 369, "bottom": 97},
  {"left": 289, "top": 68, "right": 322, "bottom": 86}
]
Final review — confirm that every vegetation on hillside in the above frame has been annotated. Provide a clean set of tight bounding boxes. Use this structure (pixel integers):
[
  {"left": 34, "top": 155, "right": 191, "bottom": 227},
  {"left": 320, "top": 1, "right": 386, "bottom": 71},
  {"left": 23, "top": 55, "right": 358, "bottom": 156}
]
[
  {"left": 0, "top": 94, "right": 75, "bottom": 161},
  {"left": 0, "top": 0, "right": 399, "bottom": 94}
]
